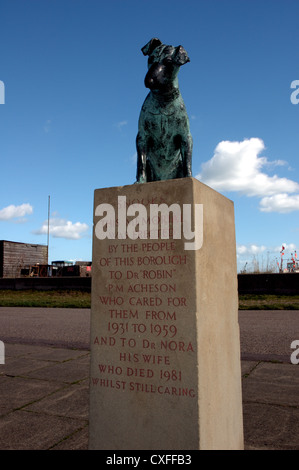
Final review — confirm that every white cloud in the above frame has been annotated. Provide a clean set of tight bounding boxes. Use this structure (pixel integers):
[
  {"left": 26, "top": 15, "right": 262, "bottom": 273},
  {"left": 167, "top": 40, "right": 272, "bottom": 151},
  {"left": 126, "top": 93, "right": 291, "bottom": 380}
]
[
  {"left": 270, "top": 159, "right": 288, "bottom": 167},
  {"left": 274, "top": 242, "right": 297, "bottom": 252},
  {"left": 34, "top": 218, "right": 89, "bottom": 240},
  {"left": 196, "top": 138, "right": 299, "bottom": 197},
  {"left": 237, "top": 242, "right": 297, "bottom": 257},
  {"left": 0, "top": 203, "right": 33, "bottom": 221},
  {"left": 115, "top": 120, "right": 128, "bottom": 130},
  {"left": 237, "top": 244, "right": 267, "bottom": 256},
  {"left": 260, "top": 193, "right": 299, "bottom": 213}
]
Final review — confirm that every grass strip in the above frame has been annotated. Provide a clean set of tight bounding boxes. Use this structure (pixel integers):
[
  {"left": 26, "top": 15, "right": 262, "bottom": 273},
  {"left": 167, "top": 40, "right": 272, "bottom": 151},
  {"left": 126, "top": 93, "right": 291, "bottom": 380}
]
[
  {"left": 0, "top": 289, "right": 91, "bottom": 308},
  {"left": 0, "top": 291, "right": 299, "bottom": 310},
  {"left": 238, "top": 294, "right": 299, "bottom": 310}
]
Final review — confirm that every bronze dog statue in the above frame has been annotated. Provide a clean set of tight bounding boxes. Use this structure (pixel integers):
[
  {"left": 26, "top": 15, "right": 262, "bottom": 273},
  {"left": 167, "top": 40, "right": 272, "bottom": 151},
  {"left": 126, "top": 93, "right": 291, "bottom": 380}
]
[{"left": 136, "top": 38, "right": 193, "bottom": 183}]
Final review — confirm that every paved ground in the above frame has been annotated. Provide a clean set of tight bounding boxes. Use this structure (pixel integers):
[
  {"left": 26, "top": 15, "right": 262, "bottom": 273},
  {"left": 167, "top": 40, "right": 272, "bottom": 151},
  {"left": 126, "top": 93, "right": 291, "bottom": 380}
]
[{"left": 0, "top": 307, "right": 299, "bottom": 450}]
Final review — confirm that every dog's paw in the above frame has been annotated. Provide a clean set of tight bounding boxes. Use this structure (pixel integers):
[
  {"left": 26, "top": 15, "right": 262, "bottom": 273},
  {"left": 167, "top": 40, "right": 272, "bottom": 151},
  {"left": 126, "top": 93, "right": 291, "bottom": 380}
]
[{"left": 135, "top": 176, "right": 147, "bottom": 184}]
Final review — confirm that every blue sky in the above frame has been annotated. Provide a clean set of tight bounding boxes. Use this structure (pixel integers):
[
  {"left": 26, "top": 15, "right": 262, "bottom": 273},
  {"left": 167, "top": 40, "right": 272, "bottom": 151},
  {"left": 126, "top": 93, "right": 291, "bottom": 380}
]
[{"left": 0, "top": 0, "right": 298, "bottom": 272}]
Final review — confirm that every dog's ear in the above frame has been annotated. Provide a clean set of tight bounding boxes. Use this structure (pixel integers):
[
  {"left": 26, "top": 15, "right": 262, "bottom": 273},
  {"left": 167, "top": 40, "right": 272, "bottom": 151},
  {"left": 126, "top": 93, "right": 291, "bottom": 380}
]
[
  {"left": 173, "top": 45, "right": 190, "bottom": 66},
  {"left": 141, "top": 38, "right": 162, "bottom": 56}
]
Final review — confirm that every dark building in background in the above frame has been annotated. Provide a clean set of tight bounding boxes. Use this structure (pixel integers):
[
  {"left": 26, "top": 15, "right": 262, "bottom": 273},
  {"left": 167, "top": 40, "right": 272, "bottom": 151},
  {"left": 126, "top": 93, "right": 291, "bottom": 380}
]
[{"left": 0, "top": 240, "right": 48, "bottom": 278}]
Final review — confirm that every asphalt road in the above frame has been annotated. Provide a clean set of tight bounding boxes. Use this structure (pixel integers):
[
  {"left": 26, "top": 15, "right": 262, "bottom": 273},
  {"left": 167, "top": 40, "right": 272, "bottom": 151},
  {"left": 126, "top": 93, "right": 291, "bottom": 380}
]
[
  {"left": 239, "top": 309, "right": 299, "bottom": 361},
  {"left": 0, "top": 307, "right": 90, "bottom": 349},
  {"left": 0, "top": 307, "right": 298, "bottom": 361}
]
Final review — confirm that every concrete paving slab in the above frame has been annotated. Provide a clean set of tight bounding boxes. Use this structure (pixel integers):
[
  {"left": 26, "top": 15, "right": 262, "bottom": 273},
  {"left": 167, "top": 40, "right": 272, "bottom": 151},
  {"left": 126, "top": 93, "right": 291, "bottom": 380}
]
[
  {"left": 50, "top": 426, "right": 89, "bottom": 450},
  {"left": 0, "top": 376, "right": 64, "bottom": 415},
  {"left": 243, "top": 403, "right": 299, "bottom": 450},
  {"left": 0, "top": 356, "right": 54, "bottom": 377},
  {"left": 1, "top": 351, "right": 299, "bottom": 450},
  {"left": 26, "top": 379, "right": 89, "bottom": 420},
  {"left": 1, "top": 308, "right": 298, "bottom": 450},
  {"left": 242, "top": 362, "right": 299, "bottom": 406},
  {"left": 29, "top": 348, "right": 89, "bottom": 362},
  {"left": 241, "top": 361, "right": 259, "bottom": 377},
  {"left": 26, "top": 355, "right": 90, "bottom": 384},
  {"left": 0, "top": 410, "right": 88, "bottom": 450}
]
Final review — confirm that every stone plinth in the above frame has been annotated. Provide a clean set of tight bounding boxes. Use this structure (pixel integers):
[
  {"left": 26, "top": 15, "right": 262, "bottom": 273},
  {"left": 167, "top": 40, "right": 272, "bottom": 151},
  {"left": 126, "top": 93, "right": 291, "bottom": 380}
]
[{"left": 89, "top": 177, "right": 243, "bottom": 450}]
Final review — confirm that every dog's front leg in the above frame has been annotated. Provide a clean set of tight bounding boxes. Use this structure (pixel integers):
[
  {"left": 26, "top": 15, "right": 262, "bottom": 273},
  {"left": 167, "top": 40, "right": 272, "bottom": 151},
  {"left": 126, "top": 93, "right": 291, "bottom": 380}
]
[
  {"left": 181, "top": 133, "right": 193, "bottom": 177},
  {"left": 136, "top": 132, "right": 147, "bottom": 183}
]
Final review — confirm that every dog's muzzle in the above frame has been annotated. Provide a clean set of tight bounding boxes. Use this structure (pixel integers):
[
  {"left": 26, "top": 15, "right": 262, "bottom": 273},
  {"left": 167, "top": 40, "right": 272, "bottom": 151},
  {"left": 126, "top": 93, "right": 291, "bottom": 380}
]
[{"left": 144, "top": 63, "right": 173, "bottom": 91}]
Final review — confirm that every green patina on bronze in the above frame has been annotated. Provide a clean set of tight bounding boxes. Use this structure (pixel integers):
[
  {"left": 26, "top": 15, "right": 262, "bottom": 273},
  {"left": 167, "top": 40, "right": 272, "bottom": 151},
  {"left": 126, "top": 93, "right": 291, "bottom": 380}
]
[{"left": 136, "top": 38, "right": 193, "bottom": 183}]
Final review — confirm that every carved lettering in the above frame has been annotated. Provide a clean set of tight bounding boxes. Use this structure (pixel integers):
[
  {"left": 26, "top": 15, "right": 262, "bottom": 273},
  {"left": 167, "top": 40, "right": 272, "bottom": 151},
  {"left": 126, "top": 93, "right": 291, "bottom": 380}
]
[{"left": 92, "top": 219, "right": 196, "bottom": 400}]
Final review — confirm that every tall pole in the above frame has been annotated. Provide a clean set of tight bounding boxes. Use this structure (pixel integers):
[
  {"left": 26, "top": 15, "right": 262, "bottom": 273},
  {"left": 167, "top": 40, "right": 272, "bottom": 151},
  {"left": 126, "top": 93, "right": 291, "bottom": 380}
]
[{"left": 47, "top": 195, "right": 50, "bottom": 264}]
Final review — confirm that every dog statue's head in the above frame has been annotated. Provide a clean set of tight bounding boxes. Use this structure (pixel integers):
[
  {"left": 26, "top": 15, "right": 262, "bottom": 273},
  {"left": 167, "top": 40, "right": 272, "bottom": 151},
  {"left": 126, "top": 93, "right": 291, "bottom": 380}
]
[{"left": 141, "top": 38, "right": 190, "bottom": 93}]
